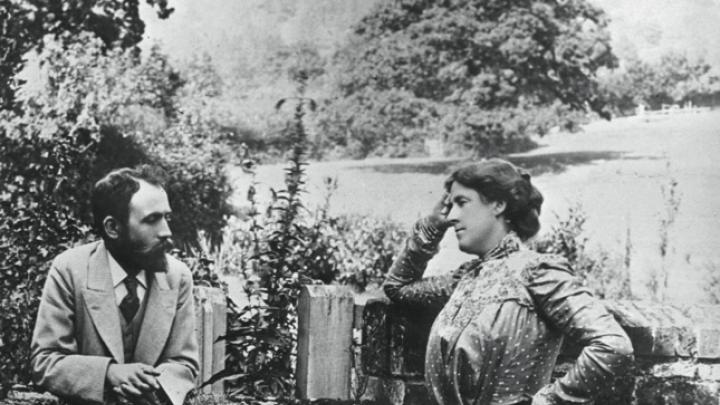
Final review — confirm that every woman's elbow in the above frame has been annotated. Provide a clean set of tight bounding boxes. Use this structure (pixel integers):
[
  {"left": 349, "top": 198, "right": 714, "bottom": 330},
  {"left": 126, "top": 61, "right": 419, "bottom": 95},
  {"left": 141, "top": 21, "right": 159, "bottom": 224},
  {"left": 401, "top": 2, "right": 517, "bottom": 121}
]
[
  {"left": 605, "top": 329, "right": 635, "bottom": 368},
  {"left": 616, "top": 331, "right": 635, "bottom": 359}
]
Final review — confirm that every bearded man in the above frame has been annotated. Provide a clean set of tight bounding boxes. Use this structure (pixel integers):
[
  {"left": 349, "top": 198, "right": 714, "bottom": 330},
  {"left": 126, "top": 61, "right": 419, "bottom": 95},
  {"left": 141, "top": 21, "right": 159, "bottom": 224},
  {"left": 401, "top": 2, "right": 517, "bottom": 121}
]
[{"left": 30, "top": 166, "right": 199, "bottom": 405}]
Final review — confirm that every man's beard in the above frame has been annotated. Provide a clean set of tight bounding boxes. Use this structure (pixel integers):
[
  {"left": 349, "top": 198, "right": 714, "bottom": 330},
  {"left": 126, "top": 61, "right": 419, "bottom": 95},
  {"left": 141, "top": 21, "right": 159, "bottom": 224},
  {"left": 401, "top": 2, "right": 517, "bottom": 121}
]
[{"left": 107, "top": 233, "right": 173, "bottom": 275}]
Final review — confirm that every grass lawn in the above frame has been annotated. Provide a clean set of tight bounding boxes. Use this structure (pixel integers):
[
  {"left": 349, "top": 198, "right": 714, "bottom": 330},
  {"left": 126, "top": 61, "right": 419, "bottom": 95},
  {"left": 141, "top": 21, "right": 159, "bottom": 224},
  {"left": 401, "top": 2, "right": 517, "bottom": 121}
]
[{"left": 230, "top": 109, "right": 720, "bottom": 303}]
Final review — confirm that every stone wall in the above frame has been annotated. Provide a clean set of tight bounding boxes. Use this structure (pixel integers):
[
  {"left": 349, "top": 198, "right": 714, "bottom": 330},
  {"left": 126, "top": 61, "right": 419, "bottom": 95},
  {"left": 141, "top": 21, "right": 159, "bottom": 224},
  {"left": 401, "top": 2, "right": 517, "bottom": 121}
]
[{"left": 357, "top": 295, "right": 720, "bottom": 405}]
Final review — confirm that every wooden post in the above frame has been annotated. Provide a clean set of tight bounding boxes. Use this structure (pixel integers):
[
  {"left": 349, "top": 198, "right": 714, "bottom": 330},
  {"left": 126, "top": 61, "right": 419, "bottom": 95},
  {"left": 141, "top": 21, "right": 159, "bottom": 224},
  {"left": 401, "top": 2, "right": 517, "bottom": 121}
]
[
  {"left": 296, "top": 285, "right": 355, "bottom": 400},
  {"left": 193, "top": 286, "right": 227, "bottom": 394}
]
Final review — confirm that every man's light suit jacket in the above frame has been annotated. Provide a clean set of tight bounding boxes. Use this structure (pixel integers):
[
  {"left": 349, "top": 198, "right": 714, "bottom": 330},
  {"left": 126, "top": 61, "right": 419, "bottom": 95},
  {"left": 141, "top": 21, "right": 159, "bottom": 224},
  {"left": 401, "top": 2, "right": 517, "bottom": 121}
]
[{"left": 30, "top": 241, "right": 200, "bottom": 405}]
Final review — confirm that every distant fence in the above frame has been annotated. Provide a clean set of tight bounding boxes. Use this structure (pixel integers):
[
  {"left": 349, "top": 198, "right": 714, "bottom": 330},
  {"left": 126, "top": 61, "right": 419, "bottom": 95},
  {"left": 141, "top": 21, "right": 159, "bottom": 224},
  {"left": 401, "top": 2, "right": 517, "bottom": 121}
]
[
  {"left": 636, "top": 103, "right": 711, "bottom": 117},
  {"left": 297, "top": 285, "right": 720, "bottom": 405}
]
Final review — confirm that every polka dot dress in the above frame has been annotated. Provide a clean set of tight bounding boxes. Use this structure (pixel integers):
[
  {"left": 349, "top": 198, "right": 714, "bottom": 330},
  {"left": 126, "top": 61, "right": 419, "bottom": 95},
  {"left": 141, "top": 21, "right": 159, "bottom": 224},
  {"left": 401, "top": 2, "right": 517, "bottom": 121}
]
[{"left": 383, "top": 219, "right": 634, "bottom": 405}]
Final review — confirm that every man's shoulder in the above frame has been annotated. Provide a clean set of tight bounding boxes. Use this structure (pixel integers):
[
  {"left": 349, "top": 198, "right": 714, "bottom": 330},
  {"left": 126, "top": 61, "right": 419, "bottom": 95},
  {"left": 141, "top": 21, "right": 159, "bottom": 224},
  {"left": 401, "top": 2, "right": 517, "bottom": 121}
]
[
  {"left": 52, "top": 240, "right": 103, "bottom": 270},
  {"left": 164, "top": 254, "right": 192, "bottom": 280}
]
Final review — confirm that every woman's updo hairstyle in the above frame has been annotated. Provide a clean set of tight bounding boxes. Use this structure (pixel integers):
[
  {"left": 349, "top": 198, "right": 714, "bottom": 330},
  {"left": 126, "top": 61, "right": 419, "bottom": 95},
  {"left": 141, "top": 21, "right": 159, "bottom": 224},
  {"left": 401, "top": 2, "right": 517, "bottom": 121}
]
[{"left": 444, "top": 158, "right": 543, "bottom": 240}]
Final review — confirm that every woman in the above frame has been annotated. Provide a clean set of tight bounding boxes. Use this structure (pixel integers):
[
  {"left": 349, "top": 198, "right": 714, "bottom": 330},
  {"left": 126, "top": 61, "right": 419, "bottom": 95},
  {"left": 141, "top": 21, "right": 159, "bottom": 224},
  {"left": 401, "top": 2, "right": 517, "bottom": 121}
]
[{"left": 383, "top": 159, "right": 633, "bottom": 405}]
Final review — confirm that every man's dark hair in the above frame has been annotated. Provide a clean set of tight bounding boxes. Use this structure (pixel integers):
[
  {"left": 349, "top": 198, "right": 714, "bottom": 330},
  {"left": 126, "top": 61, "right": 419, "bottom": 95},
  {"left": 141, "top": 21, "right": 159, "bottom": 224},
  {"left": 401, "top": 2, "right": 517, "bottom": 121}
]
[{"left": 92, "top": 165, "right": 166, "bottom": 239}]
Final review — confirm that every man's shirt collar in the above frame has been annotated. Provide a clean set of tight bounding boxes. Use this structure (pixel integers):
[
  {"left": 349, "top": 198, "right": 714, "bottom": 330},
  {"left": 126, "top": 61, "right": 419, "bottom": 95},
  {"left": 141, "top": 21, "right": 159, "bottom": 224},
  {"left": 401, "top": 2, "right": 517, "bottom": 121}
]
[{"left": 107, "top": 250, "right": 147, "bottom": 289}]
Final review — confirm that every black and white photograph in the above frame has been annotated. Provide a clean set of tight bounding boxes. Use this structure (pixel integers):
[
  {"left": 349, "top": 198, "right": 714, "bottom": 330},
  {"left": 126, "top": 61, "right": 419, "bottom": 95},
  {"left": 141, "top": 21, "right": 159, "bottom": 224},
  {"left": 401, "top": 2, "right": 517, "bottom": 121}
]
[{"left": 1, "top": 1, "right": 720, "bottom": 404}]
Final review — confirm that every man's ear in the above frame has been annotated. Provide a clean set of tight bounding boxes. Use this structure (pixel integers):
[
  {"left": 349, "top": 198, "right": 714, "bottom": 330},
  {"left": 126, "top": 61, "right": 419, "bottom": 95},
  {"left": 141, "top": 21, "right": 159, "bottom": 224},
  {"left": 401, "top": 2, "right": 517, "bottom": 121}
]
[
  {"left": 102, "top": 216, "right": 122, "bottom": 240},
  {"left": 492, "top": 200, "right": 507, "bottom": 217}
]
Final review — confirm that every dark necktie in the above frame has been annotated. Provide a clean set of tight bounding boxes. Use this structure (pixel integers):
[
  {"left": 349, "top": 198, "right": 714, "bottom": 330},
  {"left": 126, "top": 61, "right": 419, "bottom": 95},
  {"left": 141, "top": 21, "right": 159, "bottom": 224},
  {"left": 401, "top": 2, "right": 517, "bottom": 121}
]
[{"left": 119, "top": 277, "right": 140, "bottom": 322}]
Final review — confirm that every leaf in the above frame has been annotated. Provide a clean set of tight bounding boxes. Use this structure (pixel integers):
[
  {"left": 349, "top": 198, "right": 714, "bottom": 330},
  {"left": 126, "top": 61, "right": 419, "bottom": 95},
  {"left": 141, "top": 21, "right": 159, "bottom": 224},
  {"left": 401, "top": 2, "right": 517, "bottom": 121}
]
[{"left": 274, "top": 98, "right": 286, "bottom": 110}]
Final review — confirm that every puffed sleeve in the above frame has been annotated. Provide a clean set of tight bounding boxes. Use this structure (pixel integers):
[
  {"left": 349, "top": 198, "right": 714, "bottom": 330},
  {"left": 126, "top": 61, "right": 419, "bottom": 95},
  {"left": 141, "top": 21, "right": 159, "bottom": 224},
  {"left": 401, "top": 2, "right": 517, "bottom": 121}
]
[
  {"left": 526, "top": 257, "right": 634, "bottom": 404},
  {"left": 383, "top": 216, "right": 460, "bottom": 308}
]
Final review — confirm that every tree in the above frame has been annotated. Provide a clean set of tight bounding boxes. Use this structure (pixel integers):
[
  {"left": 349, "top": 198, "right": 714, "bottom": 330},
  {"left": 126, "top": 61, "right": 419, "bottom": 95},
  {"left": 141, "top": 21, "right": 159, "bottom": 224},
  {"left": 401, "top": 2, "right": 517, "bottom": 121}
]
[
  {"left": 600, "top": 52, "right": 720, "bottom": 114},
  {"left": 0, "top": 0, "right": 174, "bottom": 110},
  {"left": 0, "top": 34, "right": 233, "bottom": 395},
  {"left": 325, "top": 0, "right": 616, "bottom": 157}
]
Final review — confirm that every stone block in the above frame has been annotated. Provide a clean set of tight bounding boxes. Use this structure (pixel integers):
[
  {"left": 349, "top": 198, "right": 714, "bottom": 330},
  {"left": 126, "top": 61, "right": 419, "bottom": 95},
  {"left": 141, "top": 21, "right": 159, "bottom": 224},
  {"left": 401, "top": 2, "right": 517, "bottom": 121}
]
[
  {"left": 387, "top": 306, "right": 436, "bottom": 378},
  {"left": 604, "top": 301, "right": 696, "bottom": 357},
  {"left": 594, "top": 372, "right": 637, "bottom": 405},
  {"left": 362, "top": 299, "right": 391, "bottom": 376},
  {"left": 649, "top": 360, "right": 720, "bottom": 382},
  {"left": 361, "top": 298, "right": 439, "bottom": 379},
  {"left": 360, "top": 377, "right": 431, "bottom": 405},
  {"left": 634, "top": 376, "right": 720, "bottom": 405},
  {"left": 697, "top": 328, "right": 720, "bottom": 359}
]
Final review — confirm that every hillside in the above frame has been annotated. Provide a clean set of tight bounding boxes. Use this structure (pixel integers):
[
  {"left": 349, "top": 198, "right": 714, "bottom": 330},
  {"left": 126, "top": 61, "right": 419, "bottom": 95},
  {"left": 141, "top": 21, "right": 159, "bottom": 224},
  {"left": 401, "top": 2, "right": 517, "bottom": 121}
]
[{"left": 140, "top": 0, "right": 720, "bottom": 72}]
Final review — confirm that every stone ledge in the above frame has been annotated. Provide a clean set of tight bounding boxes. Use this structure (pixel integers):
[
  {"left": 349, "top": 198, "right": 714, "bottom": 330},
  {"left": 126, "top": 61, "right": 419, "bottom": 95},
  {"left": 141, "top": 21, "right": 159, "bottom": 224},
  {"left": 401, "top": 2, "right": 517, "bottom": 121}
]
[
  {"left": 606, "top": 301, "right": 720, "bottom": 359},
  {"left": 358, "top": 377, "right": 431, "bottom": 405},
  {"left": 634, "top": 376, "right": 720, "bottom": 405}
]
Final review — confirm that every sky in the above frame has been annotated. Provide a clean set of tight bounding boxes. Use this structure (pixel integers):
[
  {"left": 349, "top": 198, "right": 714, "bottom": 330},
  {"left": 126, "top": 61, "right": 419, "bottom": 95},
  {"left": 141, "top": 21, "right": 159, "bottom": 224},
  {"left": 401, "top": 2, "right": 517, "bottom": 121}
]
[{"left": 138, "top": 0, "right": 720, "bottom": 70}]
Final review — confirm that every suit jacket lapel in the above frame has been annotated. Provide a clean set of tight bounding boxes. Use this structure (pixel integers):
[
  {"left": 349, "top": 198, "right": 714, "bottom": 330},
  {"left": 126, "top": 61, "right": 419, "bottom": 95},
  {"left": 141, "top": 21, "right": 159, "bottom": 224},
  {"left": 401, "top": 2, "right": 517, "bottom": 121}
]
[
  {"left": 83, "top": 243, "right": 124, "bottom": 363},
  {"left": 134, "top": 271, "right": 176, "bottom": 366}
]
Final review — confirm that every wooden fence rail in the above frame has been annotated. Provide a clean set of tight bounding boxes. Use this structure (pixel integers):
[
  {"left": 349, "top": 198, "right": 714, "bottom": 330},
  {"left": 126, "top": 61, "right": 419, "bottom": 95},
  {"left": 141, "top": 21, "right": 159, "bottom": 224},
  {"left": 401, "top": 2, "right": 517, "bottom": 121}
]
[{"left": 193, "top": 286, "right": 227, "bottom": 394}]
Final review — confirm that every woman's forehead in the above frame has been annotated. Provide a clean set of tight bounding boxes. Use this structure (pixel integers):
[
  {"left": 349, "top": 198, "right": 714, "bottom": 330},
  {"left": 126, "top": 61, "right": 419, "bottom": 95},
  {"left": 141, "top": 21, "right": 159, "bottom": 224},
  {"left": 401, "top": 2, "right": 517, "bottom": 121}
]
[{"left": 449, "top": 182, "right": 478, "bottom": 198}]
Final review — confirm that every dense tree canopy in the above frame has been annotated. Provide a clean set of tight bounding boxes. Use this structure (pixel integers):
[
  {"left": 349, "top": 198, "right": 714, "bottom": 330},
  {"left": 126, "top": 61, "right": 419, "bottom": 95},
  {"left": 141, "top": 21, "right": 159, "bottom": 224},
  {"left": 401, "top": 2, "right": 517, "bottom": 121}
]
[
  {"left": 0, "top": 0, "right": 173, "bottom": 110},
  {"left": 322, "top": 0, "right": 617, "bottom": 157}
]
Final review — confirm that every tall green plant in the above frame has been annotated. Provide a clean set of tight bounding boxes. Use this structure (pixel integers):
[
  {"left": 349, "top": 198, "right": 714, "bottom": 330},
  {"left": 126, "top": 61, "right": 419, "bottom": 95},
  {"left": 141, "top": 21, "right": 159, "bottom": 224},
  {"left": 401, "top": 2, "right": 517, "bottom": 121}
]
[
  {"left": 216, "top": 97, "right": 319, "bottom": 402},
  {"left": 647, "top": 173, "right": 681, "bottom": 302}
]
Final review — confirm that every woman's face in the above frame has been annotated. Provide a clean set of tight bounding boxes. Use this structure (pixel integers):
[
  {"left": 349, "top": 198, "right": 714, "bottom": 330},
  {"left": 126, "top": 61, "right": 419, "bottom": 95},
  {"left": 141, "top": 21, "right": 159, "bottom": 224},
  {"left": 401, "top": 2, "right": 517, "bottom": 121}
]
[{"left": 447, "top": 181, "right": 506, "bottom": 256}]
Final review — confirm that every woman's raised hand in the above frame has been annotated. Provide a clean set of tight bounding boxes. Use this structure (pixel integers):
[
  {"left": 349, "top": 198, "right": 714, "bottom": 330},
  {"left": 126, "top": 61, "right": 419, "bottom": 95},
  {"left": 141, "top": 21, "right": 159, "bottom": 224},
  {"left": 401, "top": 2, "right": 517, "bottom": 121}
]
[{"left": 428, "top": 192, "right": 453, "bottom": 231}]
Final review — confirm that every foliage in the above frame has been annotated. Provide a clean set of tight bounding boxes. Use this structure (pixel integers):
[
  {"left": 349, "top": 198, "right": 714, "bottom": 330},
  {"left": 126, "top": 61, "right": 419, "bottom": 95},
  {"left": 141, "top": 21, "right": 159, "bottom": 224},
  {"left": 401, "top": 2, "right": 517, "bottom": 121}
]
[
  {"left": 0, "top": 0, "right": 174, "bottom": 110},
  {"left": 533, "top": 204, "right": 632, "bottom": 300},
  {"left": 320, "top": 0, "right": 617, "bottom": 158},
  {"left": 0, "top": 127, "right": 95, "bottom": 399},
  {"left": 600, "top": 52, "right": 720, "bottom": 115},
  {"left": 701, "top": 261, "right": 720, "bottom": 305},
  {"left": 0, "top": 34, "right": 233, "bottom": 395},
  {"left": 316, "top": 89, "right": 440, "bottom": 159},
  {"left": 323, "top": 214, "right": 408, "bottom": 290},
  {"left": 209, "top": 92, "right": 409, "bottom": 401},
  {"left": 214, "top": 98, "right": 316, "bottom": 402},
  {"left": 11, "top": 34, "right": 233, "bottom": 249}
]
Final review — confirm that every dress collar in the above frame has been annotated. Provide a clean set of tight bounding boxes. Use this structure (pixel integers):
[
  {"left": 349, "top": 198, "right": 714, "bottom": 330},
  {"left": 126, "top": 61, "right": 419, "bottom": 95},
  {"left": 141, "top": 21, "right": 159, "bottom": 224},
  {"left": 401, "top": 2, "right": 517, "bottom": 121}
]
[{"left": 482, "top": 232, "right": 522, "bottom": 261}]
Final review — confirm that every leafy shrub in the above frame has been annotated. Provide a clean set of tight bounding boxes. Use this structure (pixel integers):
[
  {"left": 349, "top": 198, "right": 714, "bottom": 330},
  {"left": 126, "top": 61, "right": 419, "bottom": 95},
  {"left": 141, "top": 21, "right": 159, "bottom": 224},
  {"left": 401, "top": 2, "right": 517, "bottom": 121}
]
[
  {"left": 533, "top": 204, "right": 633, "bottom": 300},
  {"left": 0, "top": 35, "right": 233, "bottom": 396},
  {"left": 323, "top": 214, "right": 407, "bottom": 290},
  {"left": 0, "top": 127, "right": 95, "bottom": 398},
  {"left": 315, "top": 89, "right": 440, "bottom": 159}
]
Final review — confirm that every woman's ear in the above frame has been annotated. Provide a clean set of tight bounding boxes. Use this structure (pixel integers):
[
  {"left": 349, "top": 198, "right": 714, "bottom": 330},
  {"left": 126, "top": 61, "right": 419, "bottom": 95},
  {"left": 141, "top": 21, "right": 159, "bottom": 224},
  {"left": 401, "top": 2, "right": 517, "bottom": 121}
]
[
  {"left": 102, "top": 216, "right": 121, "bottom": 240},
  {"left": 492, "top": 200, "right": 507, "bottom": 217}
]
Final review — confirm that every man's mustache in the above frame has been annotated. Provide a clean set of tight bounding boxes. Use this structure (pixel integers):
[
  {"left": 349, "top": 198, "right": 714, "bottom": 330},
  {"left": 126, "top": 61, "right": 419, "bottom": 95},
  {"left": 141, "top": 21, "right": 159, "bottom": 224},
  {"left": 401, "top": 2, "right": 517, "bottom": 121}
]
[{"left": 137, "top": 238, "right": 174, "bottom": 255}]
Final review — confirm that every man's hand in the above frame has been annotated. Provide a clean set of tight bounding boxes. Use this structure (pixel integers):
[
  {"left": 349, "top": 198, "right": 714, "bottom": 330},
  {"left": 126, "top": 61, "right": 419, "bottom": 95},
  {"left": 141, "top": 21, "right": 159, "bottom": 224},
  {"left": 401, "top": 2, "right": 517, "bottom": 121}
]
[{"left": 107, "top": 363, "right": 161, "bottom": 399}]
